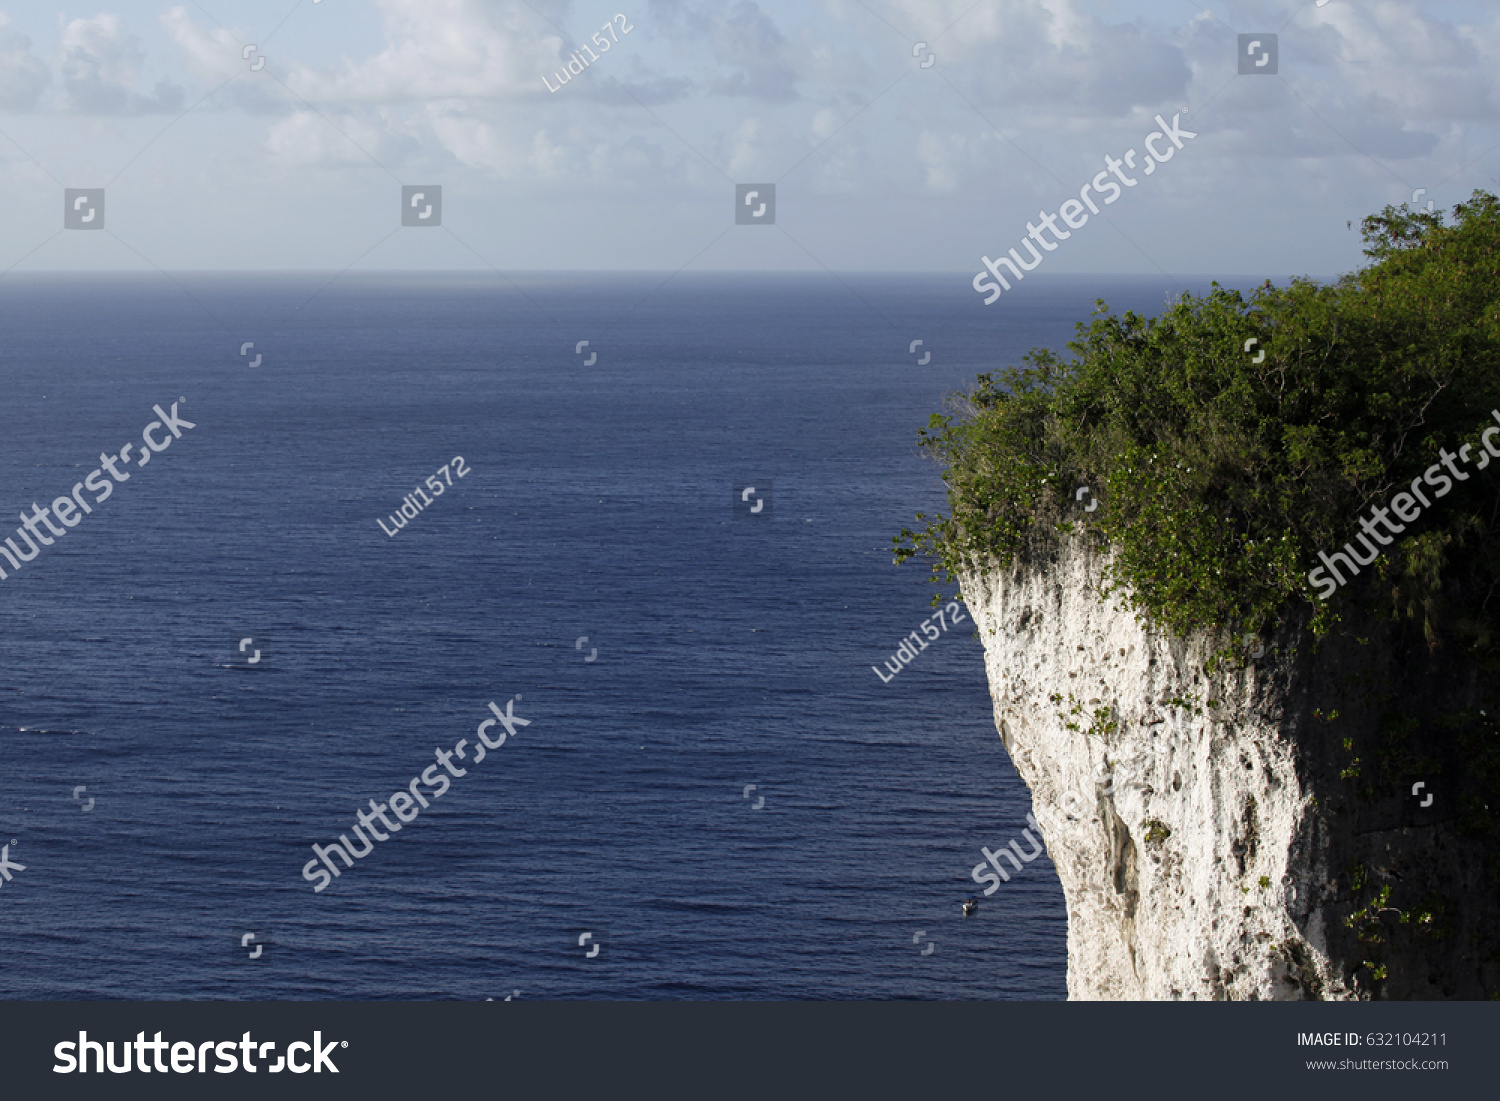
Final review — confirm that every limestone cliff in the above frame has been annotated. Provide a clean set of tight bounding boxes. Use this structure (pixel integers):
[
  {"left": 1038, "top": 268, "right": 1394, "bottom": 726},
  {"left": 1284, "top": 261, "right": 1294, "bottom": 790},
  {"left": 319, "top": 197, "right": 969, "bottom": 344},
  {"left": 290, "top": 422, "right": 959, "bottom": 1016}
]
[{"left": 962, "top": 532, "right": 1499, "bottom": 1000}]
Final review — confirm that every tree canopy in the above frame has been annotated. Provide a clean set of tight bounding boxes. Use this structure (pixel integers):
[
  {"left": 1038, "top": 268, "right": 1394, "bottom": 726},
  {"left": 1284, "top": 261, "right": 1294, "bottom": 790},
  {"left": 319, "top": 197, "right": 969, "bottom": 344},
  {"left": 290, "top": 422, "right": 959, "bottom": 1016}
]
[{"left": 897, "top": 190, "right": 1500, "bottom": 665}]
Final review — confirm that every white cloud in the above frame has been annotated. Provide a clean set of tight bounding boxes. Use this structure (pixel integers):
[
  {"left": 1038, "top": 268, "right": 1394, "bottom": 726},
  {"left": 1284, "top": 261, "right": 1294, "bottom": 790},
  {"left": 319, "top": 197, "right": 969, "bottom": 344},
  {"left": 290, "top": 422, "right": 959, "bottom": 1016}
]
[
  {"left": 1312, "top": 1, "right": 1500, "bottom": 122},
  {"left": 723, "top": 115, "right": 774, "bottom": 176},
  {"left": 281, "top": 0, "right": 573, "bottom": 103},
  {"left": 707, "top": 1, "right": 799, "bottom": 101},
  {"left": 885, "top": 0, "right": 1191, "bottom": 119},
  {"left": 57, "top": 12, "right": 182, "bottom": 114},
  {"left": 161, "top": 5, "right": 243, "bottom": 85},
  {"left": 264, "top": 108, "right": 419, "bottom": 168},
  {"left": 5, "top": 0, "right": 1497, "bottom": 270},
  {"left": 916, "top": 130, "right": 964, "bottom": 191},
  {"left": 0, "top": 14, "right": 49, "bottom": 110}
]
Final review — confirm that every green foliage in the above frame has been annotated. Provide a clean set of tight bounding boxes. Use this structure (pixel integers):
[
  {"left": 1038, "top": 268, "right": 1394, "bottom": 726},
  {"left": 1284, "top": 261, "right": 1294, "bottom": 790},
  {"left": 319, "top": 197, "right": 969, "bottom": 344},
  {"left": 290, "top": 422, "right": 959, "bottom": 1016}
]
[
  {"left": 1340, "top": 734, "right": 1363, "bottom": 781},
  {"left": 1161, "top": 694, "right": 1205, "bottom": 716},
  {"left": 1344, "top": 880, "right": 1448, "bottom": 991},
  {"left": 1085, "top": 706, "right": 1119, "bottom": 740},
  {"left": 896, "top": 191, "right": 1500, "bottom": 658}
]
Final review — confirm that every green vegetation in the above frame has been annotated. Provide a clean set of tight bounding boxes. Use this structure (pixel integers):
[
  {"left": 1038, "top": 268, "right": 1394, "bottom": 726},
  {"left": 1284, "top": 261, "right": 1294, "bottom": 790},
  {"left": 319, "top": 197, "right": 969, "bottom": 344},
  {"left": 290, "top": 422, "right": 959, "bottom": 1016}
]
[
  {"left": 896, "top": 191, "right": 1500, "bottom": 662},
  {"left": 1344, "top": 863, "right": 1447, "bottom": 993},
  {"left": 896, "top": 199, "right": 1500, "bottom": 991}
]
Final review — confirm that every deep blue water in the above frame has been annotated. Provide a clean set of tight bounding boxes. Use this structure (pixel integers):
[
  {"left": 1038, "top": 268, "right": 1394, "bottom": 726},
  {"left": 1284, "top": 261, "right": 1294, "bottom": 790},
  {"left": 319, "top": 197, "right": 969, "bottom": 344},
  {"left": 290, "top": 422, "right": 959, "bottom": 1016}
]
[{"left": 0, "top": 271, "right": 1264, "bottom": 1000}]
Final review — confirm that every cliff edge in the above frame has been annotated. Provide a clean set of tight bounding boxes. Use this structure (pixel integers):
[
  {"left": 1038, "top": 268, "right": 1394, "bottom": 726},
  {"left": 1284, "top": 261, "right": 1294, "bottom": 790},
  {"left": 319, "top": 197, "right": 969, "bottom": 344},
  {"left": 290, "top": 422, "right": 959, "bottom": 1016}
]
[
  {"left": 962, "top": 533, "right": 1498, "bottom": 999},
  {"left": 900, "top": 197, "right": 1500, "bottom": 999}
]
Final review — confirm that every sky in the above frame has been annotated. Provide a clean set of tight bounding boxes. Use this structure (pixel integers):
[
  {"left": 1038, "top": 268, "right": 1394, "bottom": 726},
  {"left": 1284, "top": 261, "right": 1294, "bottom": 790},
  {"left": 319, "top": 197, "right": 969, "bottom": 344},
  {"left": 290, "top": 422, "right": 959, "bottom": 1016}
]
[{"left": 0, "top": 0, "right": 1497, "bottom": 276}]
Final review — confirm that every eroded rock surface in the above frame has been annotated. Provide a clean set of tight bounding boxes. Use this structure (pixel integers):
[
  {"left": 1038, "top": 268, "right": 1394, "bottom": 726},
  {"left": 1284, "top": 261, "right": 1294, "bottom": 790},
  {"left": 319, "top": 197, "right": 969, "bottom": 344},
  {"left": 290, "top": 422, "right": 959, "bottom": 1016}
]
[{"left": 962, "top": 534, "right": 1497, "bottom": 1000}]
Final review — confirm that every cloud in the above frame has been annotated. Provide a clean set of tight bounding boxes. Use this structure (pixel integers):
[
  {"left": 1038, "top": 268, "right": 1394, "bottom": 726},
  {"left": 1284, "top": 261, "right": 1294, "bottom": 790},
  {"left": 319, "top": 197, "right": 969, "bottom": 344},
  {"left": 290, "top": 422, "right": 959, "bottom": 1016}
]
[
  {"left": 161, "top": 6, "right": 309, "bottom": 117},
  {"left": 281, "top": 0, "right": 573, "bottom": 103},
  {"left": 264, "top": 108, "right": 419, "bottom": 168},
  {"left": 652, "top": 0, "right": 875, "bottom": 104},
  {"left": 916, "top": 130, "right": 965, "bottom": 192},
  {"left": 57, "top": 13, "right": 183, "bottom": 114},
  {"left": 161, "top": 5, "right": 244, "bottom": 85},
  {"left": 1310, "top": 2, "right": 1500, "bottom": 123},
  {"left": 425, "top": 107, "right": 677, "bottom": 185},
  {"left": 708, "top": 1, "right": 799, "bottom": 101},
  {"left": 63, "top": 0, "right": 1500, "bottom": 204},
  {"left": 0, "top": 14, "right": 49, "bottom": 110},
  {"left": 884, "top": 0, "right": 1190, "bottom": 119}
]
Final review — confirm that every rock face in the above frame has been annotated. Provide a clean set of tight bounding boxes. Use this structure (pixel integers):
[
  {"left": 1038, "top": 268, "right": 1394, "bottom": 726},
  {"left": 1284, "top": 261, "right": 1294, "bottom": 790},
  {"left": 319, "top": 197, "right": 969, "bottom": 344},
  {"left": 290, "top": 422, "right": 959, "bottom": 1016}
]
[{"left": 961, "top": 532, "right": 1498, "bottom": 1000}]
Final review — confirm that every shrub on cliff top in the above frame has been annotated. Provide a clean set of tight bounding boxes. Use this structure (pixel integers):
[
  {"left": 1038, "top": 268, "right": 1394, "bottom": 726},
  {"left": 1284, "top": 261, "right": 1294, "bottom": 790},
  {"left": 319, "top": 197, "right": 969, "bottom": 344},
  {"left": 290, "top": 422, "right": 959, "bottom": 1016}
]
[{"left": 897, "top": 190, "right": 1500, "bottom": 659}]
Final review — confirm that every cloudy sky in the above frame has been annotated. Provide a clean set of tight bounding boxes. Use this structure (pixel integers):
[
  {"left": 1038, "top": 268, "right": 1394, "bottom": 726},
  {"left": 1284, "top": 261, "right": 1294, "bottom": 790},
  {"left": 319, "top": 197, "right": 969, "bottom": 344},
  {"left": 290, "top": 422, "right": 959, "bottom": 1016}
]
[{"left": 0, "top": 0, "right": 1497, "bottom": 275}]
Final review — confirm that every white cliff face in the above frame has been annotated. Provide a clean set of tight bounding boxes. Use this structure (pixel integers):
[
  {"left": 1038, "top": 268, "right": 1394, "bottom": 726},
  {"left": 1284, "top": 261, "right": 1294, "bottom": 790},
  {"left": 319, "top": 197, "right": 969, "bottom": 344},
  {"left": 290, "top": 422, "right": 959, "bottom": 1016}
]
[{"left": 962, "top": 536, "right": 1354, "bottom": 1001}]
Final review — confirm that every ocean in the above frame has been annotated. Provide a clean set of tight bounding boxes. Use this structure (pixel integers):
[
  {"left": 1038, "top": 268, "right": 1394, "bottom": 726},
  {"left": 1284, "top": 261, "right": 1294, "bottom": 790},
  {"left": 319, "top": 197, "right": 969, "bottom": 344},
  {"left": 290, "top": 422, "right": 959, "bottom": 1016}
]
[{"left": 0, "top": 271, "right": 1264, "bottom": 1000}]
